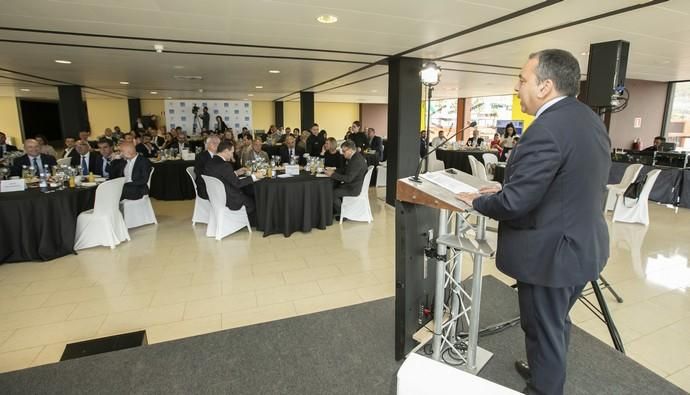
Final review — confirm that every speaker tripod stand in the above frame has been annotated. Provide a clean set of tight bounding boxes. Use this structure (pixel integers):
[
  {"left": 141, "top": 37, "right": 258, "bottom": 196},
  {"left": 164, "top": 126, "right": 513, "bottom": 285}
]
[{"left": 579, "top": 275, "right": 625, "bottom": 353}]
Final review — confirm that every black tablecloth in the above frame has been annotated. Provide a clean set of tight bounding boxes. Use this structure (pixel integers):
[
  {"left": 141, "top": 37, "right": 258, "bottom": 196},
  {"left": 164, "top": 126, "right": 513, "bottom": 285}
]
[
  {"left": 150, "top": 160, "right": 196, "bottom": 201},
  {"left": 679, "top": 170, "right": 690, "bottom": 208},
  {"left": 436, "top": 149, "right": 497, "bottom": 174},
  {"left": 364, "top": 153, "right": 380, "bottom": 187},
  {"left": 254, "top": 172, "right": 334, "bottom": 237},
  {"left": 0, "top": 186, "right": 96, "bottom": 263},
  {"left": 608, "top": 161, "right": 682, "bottom": 205}
]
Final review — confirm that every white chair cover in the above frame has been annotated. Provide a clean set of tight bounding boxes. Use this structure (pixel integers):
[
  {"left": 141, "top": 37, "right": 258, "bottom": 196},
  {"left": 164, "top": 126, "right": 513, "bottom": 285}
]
[
  {"left": 186, "top": 166, "right": 211, "bottom": 225},
  {"left": 74, "top": 178, "right": 130, "bottom": 250},
  {"left": 426, "top": 152, "right": 445, "bottom": 172},
  {"left": 375, "top": 161, "right": 387, "bottom": 187},
  {"left": 482, "top": 153, "right": 499, "bottom": 180},
  {"left": 57, "top": 157, "right": 72, "bottom": 167},
  {"left": 341, "top": 166, "right": 374, "bottom": 223},
  {"left": 201, "top": 175, "right": 251, "bottom": 240},
  {"left": 612, "top": 169, "right": 661, "bottom": 226},
  {"left": 468, "top": 155, "right": 488, "bottom": 181},
  {"left": 121, "top": 168, "right": 157, "bottom": 228},
  {"left": 605, "top": 164, "right": 643, "bottom": 211}
]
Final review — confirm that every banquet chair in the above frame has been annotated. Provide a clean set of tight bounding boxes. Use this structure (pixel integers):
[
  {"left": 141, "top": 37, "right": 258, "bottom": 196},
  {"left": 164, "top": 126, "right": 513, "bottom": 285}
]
[
  {"left": 375, "top": 161, "right": 387, "bottom": 187},
  {"left": 186, "top": 166, "right": 211, "bottom": 225},
  {"left": 121, "top": 168, "right": 157, "bottom": 229},
  {"left": 341, "top": 166, "right": 374, "bottom": 223},
  {"left": 482, "top": 153, "right": 499, "bottom": 180},
  {"left": 612, "top": 169, "right": 661, "bottom": 226},
  {"left": 57, "top": 157, "right": 72, "bottom": 167},
  {"left": 605, "top": 164, "right": 643, "bottom": 211},
  {"left": 74, "top": 178, "right": 130, "bottom": 250},
  {"left": 201, "top": 175, "right": 251, "bottom": 240},
  {"left": 468, "top": 155, "right": 489, "bottom": 181},
  {"left": 426, "top": 152, "right": 445, "bottom": 172}
]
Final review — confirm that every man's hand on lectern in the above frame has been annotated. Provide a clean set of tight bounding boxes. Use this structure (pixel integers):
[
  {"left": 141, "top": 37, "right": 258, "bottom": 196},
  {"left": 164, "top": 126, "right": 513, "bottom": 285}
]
[
  {"left": 456, "top": 192, "right": 480, "bottom": 206},
  {"left": 478, "top": 183, "right": 502, "bottom": 194}
]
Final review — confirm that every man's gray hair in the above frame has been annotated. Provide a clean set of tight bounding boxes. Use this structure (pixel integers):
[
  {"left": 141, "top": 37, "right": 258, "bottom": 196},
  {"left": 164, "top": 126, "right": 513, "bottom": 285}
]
[
  {"left": 205, "top": 135, "right": 221, "bottom": 148},
  {"left": 528, "top": 49, "right": 581, "bottom": 97},
  {"left": 341, "top": 139, "right": 357, "bottom": 151}
]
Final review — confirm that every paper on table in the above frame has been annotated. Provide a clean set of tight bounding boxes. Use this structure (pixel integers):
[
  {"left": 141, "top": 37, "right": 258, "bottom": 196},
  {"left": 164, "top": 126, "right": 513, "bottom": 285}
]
[
  {"left": 277, "top": 174, "right": 292, "bottom": 178},
  {"left": 420, "top": 172, "right": 478, "bottom": 194}
]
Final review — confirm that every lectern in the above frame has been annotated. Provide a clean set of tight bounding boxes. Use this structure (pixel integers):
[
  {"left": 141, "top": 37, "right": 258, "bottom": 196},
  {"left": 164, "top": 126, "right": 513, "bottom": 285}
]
[{"left": 395, "top": 169, "right": 496, "bottom": 374}]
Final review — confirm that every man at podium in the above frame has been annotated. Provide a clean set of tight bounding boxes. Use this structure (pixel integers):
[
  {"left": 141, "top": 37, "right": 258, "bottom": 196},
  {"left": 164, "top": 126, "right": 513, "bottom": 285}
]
[{"left": 457, "top": 49, "right": 611, "bottom": 395}]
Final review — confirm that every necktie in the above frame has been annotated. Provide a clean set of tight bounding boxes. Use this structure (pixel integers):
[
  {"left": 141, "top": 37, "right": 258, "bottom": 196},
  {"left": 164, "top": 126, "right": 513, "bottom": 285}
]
[
  {"left": 104, "top": 159, "right": 110, "bottom": 177},
  {"left": 290, "top": 149, "right": 293, "bottom": 157},
  {"left": 32, "top": 157, "right": 39, "bottom": 174},
  {"left": 81, "top": 156, "right": 88, "bottom": 175}
]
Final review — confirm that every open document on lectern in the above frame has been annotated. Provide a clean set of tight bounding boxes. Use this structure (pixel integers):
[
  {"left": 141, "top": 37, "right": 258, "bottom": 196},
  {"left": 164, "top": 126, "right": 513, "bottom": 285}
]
[{"left": 420, "top": 171, "right": 478, "bottom": 194}]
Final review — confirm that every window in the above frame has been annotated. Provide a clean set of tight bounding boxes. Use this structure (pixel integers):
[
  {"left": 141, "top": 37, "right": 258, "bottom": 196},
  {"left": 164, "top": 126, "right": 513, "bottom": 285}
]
[
  {"left": 469, "top": 95, "right": 513, "bottom": 129},
  {"left": 665, "top": 81, "right": 690, "bottom": 149}
]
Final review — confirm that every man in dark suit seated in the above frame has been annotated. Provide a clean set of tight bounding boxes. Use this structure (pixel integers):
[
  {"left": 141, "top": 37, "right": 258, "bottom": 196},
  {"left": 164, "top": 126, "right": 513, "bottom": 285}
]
[
  {"left": 70, "top": 140, "right": 101, "bottom": 176},
  {"left": 10, "top": 139, "right": 57, "bottom": 176},
  {"left": 306, "top": 123, "right": 325, "bottom": 157},
  {"left": 194, "top": 135, "right": 220, "bottom": 199},
  {"left": 203, "top": 141, "right": 263, "bottom": 225},
  {"left": 366, "top": 128, "right": 383, "bottom": 160},
  {"left": 0, "top": 131, "right": 18, "bottom": 158},
  {"left": 62, "top": 137, "right": 80, "bottom": 161},
  {"left": 324, "top": 140, "right": 367, "bottom": 219},
  {"left": 279, "top": 135, "right": 306, "bottom": 165},
  {"left": 109, "top": 142, "right": 152, "bottom": 200},
  {"left": 465, "top": 127, "right": 484, "bottom": 148},
  {"left": 319, "top": 137, "right": 344, "bottom": 170},
  {"left": 175, "top": 133, "right": 190, "bottom": 152},
  {"left": 642, "top": 136, "right": 664, "bottom": 152},
  {"left": 458, "top": 49, "right": 611, "bottom": 395},
  {"left": 96, "top": 138, "right": 115, "bottom": 178},
  {"left": 136, "top": 134, "right": 159, "bottom": 158}
]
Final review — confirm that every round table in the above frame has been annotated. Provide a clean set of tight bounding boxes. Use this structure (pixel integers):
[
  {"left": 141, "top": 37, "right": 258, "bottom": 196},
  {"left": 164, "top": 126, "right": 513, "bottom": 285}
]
[
  {"left": 0, "top": 186, "right": 96, "bottom": 263},
  {"left": 253, "top": 172, "right": 334, "bottom": 237},
  {"left": 435, "top": 149, "right": 497, "bottom": 174},
  {"left": 150, "top": 160, "right": 196, "bottom": 201}
]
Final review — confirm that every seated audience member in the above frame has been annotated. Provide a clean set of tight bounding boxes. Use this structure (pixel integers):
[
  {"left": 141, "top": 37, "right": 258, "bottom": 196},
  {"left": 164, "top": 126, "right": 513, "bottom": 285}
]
[
  {"left": 154, "top": 129, "right": 167, "bottom": 149},
  {"left": 366, "top": 127, "right": 383, "bottom": 160},
  {"left": 195, "top": 135, "right": 220, "bottom": 199},
  {"left": 320, "top": 137, "right": 344, "bottom": 169},
  {"left": 643, "top": 136, "right": 665, "bottom": 152},
  {"left": 121, "top": 133, "right": 136, "bottom": 145},
  {"left": 203, "top": 141, "right": 263, "bottom": 225},
  {"left": 109, "top": 142, "right": 152, "bottom": 200},
  {"left": 113, "top": 126, "right": 124, "bottom": 140},
  {"left": 490, "top": 133, "right": 504, "bottom": 158},
  {"left": 175, "top": 133, "right": 190, "bottom": 151},
  {"left": 297, "top": 129, "right": 310, "bottom": 151},
  {"left": 279, "top": 135, "right": 306, "bottom": 165},
  {"left": 62, "top": 136, "right": 79, "bottom": 160},
  {"left": 70, "top": 140, "right": 101, "bottom": 175},
  {"left": 96, "top": 138, "right": 115, "bottom": 178},
  {"left": 34, "top": 134, "right": 57, "bottom": 157},
  {"left": 223, "top": 130, "right": 236, "bottom": 146},
  {"left": 324, "top": 140, "right": 368, "bottom": 219},
  {"left": 431, "top": 130, "right": 446, "bottom": 148},
  {"left": 10, "top": 139, "right": 57, "bottom": 176},
  {"left": 466, "top": 127, "right": 484, "bottom": 148},
  {"left": 101, "top": 128, "right": 118, "bottom": 145},
  {"left": 242, "top": 138, "right": 269, "bottom": 165},
  {"left": 0, "top": 131, "right": 19, "bottom": 158},
  {"left": 136, "top": 134, "right": 159, "bottom": 158},
  {"left": 349, "top": 121, "right": 368, "bottom": 152},
  {"left": 79, "top": 130, "right": 98, "bottom": 149}
]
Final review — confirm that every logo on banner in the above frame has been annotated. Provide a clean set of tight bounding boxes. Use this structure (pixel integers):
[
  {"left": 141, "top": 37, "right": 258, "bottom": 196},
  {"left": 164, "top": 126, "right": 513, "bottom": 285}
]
[
  {"left": 169, "top": 109, "right": 175, "bottom": 114},
  {"left": 181, "top": 116, "right": 187, "bottom": 121}
]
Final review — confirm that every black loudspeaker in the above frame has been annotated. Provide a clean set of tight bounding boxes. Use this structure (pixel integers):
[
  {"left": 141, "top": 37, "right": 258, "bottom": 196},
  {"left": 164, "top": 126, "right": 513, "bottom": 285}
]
[{"left": 585, "top": 40, "right": 629, "bottom": 107}]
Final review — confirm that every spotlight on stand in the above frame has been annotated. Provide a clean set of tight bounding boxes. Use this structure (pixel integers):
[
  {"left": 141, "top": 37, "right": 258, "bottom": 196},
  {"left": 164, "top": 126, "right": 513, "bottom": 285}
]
[{"left": 420, "top": 62, "right": 441, "bottom": 172}]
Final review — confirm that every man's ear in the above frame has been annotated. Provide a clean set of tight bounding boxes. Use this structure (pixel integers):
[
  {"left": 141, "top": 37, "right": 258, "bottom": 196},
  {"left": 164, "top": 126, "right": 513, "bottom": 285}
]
[{"left": 537, "top": 79, "right": 554, "bottom": 100}]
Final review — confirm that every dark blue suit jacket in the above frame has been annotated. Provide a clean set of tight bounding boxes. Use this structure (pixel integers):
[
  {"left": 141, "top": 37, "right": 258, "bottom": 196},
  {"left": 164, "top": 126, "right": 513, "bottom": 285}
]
[{"left": 473, "top": 97, "right": 611, "bottom": 287}]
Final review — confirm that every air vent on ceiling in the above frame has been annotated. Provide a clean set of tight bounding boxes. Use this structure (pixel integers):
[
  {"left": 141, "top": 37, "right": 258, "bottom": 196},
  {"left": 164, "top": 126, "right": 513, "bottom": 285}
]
[{"left": 173, "top": 75, "right": 203, "bottom": 80}]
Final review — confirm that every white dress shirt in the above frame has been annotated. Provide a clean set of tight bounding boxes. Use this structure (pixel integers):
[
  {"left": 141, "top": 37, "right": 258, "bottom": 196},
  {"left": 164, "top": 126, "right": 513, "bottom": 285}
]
[
  {"left": 124, "top": 155, "right": 137, "bottom": 182},
  {"left": 535, "top": 96, "right": 567, "bottom": 119},
  {"left": 28, "top": 155, "right": 43, "bottom": 171},
  {"left": 63, "top": 147, "right": 74, "bottom": 158}
]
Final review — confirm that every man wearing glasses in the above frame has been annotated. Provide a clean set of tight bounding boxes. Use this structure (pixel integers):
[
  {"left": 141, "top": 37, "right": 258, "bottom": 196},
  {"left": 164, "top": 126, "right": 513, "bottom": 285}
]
[{"left": 324, "top": 140, "right": 367, "bottom": 220}]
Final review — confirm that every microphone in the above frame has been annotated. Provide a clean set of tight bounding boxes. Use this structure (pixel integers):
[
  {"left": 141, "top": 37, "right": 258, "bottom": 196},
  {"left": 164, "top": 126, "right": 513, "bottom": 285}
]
[{"left": 410, "top": 121, "right": 477, "bottom": 183}]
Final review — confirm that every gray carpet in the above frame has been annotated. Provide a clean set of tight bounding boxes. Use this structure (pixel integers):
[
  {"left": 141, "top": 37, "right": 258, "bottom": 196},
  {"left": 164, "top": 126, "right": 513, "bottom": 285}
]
[{"left": 0, "top": 276, "right": 685, "bottom": 395}]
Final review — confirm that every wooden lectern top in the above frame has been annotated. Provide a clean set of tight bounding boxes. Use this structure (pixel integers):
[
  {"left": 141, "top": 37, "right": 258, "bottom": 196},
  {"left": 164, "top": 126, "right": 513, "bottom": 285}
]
[{"left": 396, "top": 169, "right": 494, "bottom": 212}]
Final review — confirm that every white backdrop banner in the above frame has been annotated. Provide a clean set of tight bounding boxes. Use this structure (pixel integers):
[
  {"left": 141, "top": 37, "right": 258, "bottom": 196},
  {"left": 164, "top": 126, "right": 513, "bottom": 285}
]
[{"left": 164, "top": 100, "right": 252, "bottom": 135}]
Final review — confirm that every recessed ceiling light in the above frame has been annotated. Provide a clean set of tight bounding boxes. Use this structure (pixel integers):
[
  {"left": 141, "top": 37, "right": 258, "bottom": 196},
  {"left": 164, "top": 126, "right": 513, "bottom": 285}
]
[
  {"left": 268, "top": 70, "right": 281, "bottom": 74},
  {"left": 581, "top": 51, "right": 589, "bottom": 56},
  {"left": 166, "top": 96, "right": 172, "bottom": 99},
  {"left": 317, "top": 15, "right": 338, "bottom": 24},
  {"left": 255, "top": 86, "right": 263, "bottom": 89},
  {"left": 119, "top": 81, "right": 129, "bottom": 85},
  {"left": 154, "top": 44, "right": 164, "bottom": 53},
  {"left": 198, "top": 88, "right": 204, "bottom": 93},
  {"left": 173, "top": 65, "right": 185, "bottom": 69},
  {"left": 248, "top": 94, "right": 254, "bottom": 97},
  {"left": 371, "top": 90, "right": 378, "bottom": 93},
  {"left": 20, "top": 88, "right": 30, "bottom": 92},
  {"left": 150, "top": 91, "right": 158, "bottom": 94},
  {"left": 54, "top": 59, "right": 72, "bottom": 64}
]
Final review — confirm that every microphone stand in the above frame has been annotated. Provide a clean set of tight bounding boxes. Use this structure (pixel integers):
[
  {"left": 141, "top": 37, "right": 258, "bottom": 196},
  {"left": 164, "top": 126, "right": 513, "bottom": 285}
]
[{"left": 410, "top": 121, "right": 477, "bottom": 183}]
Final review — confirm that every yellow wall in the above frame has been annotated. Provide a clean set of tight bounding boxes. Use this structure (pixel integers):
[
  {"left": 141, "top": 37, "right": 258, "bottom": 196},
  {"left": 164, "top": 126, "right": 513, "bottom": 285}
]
[
  {"left": 252, "top": 101, "right": 274, "bottom": 132},
  {"left": 141, "top": 99, "right": 165, "bottom": 129},
  {"left": 0, "top": 97, "right": 22, "bottom": 148},
  {"left": 315, "top": 102, "right": 359, "bottom": 140},
  {"left": 283, "top": 101, "right": 301, "bottom": 130},
  {"left": 511, "top": 94, "right": 535, "bottom": 131},
  {"left": 86, "top": 99, "right": 130, "bottom": 136}
]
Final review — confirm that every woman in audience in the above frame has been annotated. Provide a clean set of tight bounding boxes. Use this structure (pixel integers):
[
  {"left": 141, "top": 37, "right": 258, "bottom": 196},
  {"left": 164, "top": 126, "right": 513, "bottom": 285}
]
[
  {"left": 223, "top": 130, "right": 236, "bottom": 147},
  {"left": 500, "top": 123, "right": 517, "bottom": 160},
  {"left": 35, "top": 134, "right": 57, "bottom": 157},
  {"left": 490, "top": 133, "right": 503, "bottom": 158},
  {"left": 318, "top": 129, "right": 328, "bottom": 141},
  {"left": 215, "top": 116, "right": 228, "bottom": 132},
  {"left": 154, "top": 128, "right": 167, "bottom": 149}
]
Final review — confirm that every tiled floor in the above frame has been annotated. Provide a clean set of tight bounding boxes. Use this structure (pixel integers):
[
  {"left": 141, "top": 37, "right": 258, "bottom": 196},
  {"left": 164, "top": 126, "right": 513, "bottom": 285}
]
[{"left": 0, "top": 190, "right": 689, "bottom": 392}]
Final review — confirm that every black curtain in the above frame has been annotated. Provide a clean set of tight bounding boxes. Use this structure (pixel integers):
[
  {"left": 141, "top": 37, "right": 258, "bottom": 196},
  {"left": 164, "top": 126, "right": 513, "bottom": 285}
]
[{"left": 19, "top": 100, "right": 62, "bottom": 144}]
